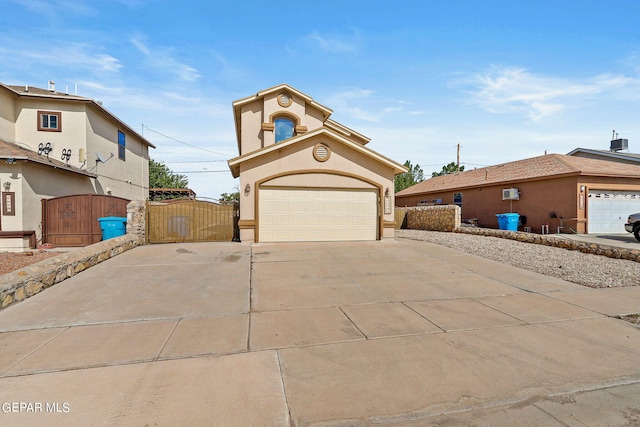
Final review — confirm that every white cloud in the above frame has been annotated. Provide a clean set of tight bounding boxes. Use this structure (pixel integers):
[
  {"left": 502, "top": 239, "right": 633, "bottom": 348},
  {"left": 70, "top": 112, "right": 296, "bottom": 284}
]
[
  {"left": 131, "top": 38, "right": 150, "bottom": 55},
  {"left": 308, "top": 31, "right": 360, "bottom": 54},
  {"left": 453, "top": 66, "right": 638, "bottom": 121},
  {"left": 130, "top": 38, "right": 200, "bottom": 83},
  {"left": 10, "top": 0, "right": 96, "bottom": 17},
  {"left": 323, "top": 87, "right": 416, "bottom": 123},
  {"left": 95, "top": 54, "right": 123, "bottom": 72},
  {"left": 0, "top": 42, "right": 123, "bottom": 74}
]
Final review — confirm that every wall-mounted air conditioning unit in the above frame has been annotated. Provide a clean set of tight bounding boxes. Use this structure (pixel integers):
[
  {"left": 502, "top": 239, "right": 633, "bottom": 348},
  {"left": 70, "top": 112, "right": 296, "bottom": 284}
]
[{"left": 502, "top": 188, "right": 519, "bottom": 200}]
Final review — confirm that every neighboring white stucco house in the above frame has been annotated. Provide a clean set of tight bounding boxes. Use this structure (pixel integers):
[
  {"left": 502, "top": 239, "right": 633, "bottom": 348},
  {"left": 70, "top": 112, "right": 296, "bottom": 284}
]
[{"left": 0, "top": 82, "right": 154, "bottom": 250}]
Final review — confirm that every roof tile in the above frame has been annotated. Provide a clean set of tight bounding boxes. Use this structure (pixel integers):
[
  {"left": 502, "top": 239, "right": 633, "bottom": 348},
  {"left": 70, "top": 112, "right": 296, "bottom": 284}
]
[
  {"left": 397, "top": 154, "right": 640, "bottom": 196},
  {"left": 0, "top": 138, "right": 97, "bottom": 178}
]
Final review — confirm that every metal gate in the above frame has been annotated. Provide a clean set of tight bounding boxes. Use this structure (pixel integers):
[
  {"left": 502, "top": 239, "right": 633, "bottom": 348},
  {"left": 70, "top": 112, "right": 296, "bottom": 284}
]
[
  {"left": 146, "top": 199, "right": 239, "bottom": 243},
  {"left": 42, "top": 194, "right": 130, "bottom": 247}
]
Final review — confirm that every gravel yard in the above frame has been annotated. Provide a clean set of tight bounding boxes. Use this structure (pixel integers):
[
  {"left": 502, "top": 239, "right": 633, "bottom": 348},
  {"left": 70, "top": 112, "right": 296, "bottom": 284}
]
[
  {"left": 397, "top": 229, "right": 640, "bottom": 289},
  {"left": 0, "top": 251, "right": 62, "bottom": 276}
]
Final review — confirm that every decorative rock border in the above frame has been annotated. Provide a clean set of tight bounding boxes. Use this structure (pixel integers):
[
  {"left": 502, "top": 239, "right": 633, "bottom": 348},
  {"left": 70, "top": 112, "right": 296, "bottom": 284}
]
[
  {"left": 456, "top": 226, "right": 640, "bottom": 263},
  {"left": 0, "top": 234, "right": 143, "bottom": 310}
]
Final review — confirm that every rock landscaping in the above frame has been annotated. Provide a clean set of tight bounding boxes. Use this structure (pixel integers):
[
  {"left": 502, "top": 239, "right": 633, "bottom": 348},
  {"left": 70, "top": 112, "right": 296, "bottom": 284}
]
[{"left": 397, "top": 229, "right": 640, "bottom": 288}]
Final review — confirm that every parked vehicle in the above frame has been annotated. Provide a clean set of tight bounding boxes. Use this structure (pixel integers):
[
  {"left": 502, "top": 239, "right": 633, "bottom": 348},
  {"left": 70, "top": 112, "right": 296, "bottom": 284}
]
[{"left": 624, "top": 213, "right": 640, "bottom": 241}]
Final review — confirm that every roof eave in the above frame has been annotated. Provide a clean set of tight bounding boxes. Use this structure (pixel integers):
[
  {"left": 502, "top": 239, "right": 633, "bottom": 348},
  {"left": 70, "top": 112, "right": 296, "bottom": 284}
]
[
  {"left": 1, "top": 83, "right": 155, "bottom": 149},
  {"left": 396, "top": 171, "right": 587, "bottom": 197},
  {"left": 567, "top": 147, "right": 640, "bottom": 161},
  {"left": 5, "top": 157, "right": 97, "bottom": 178},
  {"left": 228, "top": 128, "right": 407, "bottom": 176}
]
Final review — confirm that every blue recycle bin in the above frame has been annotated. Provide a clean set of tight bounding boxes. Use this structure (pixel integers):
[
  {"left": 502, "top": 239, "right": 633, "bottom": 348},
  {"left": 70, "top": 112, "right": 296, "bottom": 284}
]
[
  {"left": 496, "top": 213, "right": 520, "bottom": 231},
  {"left": 98, "top": 216, "right": 127, "bottom": 240}
]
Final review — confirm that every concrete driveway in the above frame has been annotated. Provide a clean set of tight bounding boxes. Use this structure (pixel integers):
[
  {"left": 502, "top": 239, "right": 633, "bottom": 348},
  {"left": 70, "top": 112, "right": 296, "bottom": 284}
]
[{"left": 0, "top": 239, "right": 639, "bottom": 426}]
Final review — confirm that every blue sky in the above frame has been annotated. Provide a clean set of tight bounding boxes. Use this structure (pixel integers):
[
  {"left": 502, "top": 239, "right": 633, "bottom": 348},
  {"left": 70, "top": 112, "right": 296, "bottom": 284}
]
[{"left": 2, "top": 0, "right": 639, "bottom": 199}]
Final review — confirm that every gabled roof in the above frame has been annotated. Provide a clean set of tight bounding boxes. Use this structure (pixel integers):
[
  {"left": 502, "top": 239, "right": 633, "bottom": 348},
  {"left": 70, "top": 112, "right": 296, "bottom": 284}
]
[
  {"left": 228, "top": 127, "right": 407, "bottom": 178},
  {"left": 567, "top": 147, "right": 640, "bottom": 162},
  {"left": 396, "top": 153, "right": 640, "bottom": 197},
  {"left": 0, "top": 83, "right": 155, "bottom": 149},
  {"left": 324, "top": 119, "right": 370, "bottom": 145},
  {"left": 232, "top": 83, "right": 333, "bottom": 118},
  {"left": 232, "top": 83, "right": 334, "bottom": 153},
  {"left": 0, "top": 138, "right": 97, "bottom": 178}
]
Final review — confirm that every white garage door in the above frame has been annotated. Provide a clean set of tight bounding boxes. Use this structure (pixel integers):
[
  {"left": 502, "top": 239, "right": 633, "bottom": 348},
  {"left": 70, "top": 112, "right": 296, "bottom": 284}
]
[
  {"left": 259, "top": 188, "right": 378, "bottom": 242},
  {"left": 588, "top": 191, "right": 640, "bottom": 233}
]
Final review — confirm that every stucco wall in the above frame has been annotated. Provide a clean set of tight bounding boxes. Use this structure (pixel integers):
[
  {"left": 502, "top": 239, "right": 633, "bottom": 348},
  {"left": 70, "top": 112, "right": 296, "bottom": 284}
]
[
  {"left": 238, "top": 134, "right": 396, "bottom": 242},
  {"left": 14, "top": 98, "right": 87, "bottom": 157},
  {"left": 0, "top": 89, "right": 15, "bottom": 140},
  {"left": 264, "top": 173, "right": 377, "bottom": 189},
  {"left": 85, "top": 107, "right": 149, "bottom": 200},
  {"left": 239, "top": 100, "right": 263, "bottom": 155},
  {"left": 2, "top": 162, "right": 95, "bottom": 246},
  {"left": 6, "top": 94, "right": 149, "bottom": 202},
  {"left": 239, "top": 93, "right": 326, "bottom": 156}
]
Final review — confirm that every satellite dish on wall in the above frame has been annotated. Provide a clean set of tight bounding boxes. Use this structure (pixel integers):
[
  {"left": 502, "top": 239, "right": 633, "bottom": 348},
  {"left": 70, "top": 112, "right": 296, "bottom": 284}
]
[
  {"left": 95, "top": 151, "right": 114, "bottom": 163},
  {"left": 90, "top": 151, "right": 114, "bottom": 172}
]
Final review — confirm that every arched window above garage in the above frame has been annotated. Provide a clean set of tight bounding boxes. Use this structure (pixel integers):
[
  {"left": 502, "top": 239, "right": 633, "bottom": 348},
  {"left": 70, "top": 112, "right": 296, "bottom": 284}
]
[{"left": 274, "top": 117, "right": 295, "bottom": 143}]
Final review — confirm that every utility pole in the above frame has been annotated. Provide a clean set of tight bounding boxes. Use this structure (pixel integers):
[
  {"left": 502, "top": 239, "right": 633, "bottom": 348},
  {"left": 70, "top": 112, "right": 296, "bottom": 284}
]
[{"left": 456, "top": 143, "right": 461, "bottom": 172}]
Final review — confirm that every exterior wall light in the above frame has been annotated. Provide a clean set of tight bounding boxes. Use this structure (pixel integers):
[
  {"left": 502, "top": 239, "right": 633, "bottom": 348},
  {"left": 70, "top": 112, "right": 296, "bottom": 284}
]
[
  {"left": 580, "top": 185, "right": 586, "bottom": 192},
  {"left": 384, "top": 188, "right": 391, "bottom": 214},
  {"left": 3, "top": 181, "right": 10, "bottom": 191},
  {"left": 244, "top": 183, "right": 251, "bottom": 196}
]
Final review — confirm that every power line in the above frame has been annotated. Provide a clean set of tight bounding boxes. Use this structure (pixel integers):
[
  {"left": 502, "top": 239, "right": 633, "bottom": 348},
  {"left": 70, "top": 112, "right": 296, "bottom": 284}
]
[
  {"left": 143, "top": 125, "right": 231, "bottom": 157},
  {"left": 172, "top": 170, "right": 230, "bottom": 174},
  {"left": 164, "top": 160, "right": 228, "bottom": 163},
  {"left": 461, "top": 162, "right": 490, "bottom": 167}
]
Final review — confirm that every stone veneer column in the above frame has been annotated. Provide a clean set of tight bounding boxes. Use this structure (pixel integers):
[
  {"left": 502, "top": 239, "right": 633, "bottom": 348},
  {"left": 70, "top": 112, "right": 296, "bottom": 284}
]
[{"left": 126, "top": 200, "right": 146, "bottom": 244}]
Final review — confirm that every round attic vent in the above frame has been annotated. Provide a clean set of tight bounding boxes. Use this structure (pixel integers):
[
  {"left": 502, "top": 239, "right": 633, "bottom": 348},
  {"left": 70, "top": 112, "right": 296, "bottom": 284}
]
[
  {"left": 313, "top": 143, "right": 331, "bottom": 162},
  {"left": 277, "top": 92, "right": 292, "bottom": 108}
]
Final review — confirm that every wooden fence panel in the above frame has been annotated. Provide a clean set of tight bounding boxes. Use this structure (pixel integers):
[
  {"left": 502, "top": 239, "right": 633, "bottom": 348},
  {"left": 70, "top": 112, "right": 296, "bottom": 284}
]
[
  {"left": 147, "top": 200, "right": 236, "bottom": 243},
  {"left": 42, "top": 194, "right": 129, "bottom": 246},
  {"left": 394, "top": 207, "right": 408, "bottom": 229}
]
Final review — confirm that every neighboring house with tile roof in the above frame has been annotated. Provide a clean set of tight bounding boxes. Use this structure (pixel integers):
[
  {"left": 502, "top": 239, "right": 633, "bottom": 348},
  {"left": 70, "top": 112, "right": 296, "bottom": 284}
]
[
  {"left": 395, "top": 153, "right": 640, "bottom": 234},
  {"left": 0, "top": 82, "right": 154, "bottom": 250},
  {"left": 228, "top": 83, "right": 407, "bottom": 242}
]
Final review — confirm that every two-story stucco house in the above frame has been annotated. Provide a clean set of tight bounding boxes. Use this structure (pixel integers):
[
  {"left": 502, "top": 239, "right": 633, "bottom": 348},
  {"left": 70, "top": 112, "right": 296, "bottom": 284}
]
[
  {"left": 228, "top": 84, "right": 407, "bottom": 243},
  {"left": 0, "top": 82, "right": 154, "bottom": 250}
]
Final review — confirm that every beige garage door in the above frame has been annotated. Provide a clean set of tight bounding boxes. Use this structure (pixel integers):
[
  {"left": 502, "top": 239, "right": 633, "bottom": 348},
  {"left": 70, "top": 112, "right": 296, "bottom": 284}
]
[{"left": 259, "top": 187, "right": 378, "bottom": 242}]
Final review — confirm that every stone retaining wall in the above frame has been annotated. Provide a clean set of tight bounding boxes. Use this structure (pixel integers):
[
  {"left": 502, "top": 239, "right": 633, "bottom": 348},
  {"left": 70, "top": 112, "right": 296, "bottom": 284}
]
[
  {"left": 0, "top": 200, "right": 147, "bottom": 311},
  {"left": 405, "top": 205, "right": 461, "bottom": 232},
  {"left": 0, "top": 234, "right": 142, "bottom": 310},
  {"left": 456, "top": 226, "right": 640, "bottom": 263}
]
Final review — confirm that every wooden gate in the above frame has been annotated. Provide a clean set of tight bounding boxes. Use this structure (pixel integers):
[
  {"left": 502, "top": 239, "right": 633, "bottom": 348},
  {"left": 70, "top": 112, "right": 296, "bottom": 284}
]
[
  {"left": 147, "top": 199, "right": 238, "bottom": 244},
  {"left": 42, "top": 194, "right": 130, "bottom": 247}
]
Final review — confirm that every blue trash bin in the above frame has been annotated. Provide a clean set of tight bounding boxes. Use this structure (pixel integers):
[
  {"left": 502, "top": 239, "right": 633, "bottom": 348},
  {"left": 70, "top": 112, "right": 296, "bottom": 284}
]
[
  {"left": 98, "top": 216, "right": 127, "bottom": 240},
  {"left": 496, "top": 213, "right": 520, "bottom": 231}
]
